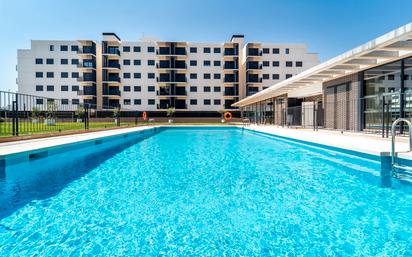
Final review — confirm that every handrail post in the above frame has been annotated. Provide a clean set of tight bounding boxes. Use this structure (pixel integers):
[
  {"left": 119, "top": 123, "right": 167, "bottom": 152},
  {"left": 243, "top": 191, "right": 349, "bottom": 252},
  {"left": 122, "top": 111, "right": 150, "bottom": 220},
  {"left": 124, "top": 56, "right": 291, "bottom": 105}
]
[{"left": 391, "top": 118, "right": 412, "bottom": 177}]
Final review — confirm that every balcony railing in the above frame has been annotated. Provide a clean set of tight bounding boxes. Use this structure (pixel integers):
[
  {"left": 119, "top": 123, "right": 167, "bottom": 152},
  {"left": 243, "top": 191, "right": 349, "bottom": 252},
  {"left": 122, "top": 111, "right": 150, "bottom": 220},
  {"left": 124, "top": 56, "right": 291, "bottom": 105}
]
[
  {"left": 103, "top": 89, "right": 121, "bottom": 96},
  {"left": 77, "top": 48, "right": 96, "bottom": 55},
  {"left": 156, "top": 90, "right": 187, "bottom": 96},
  {"left": 104, "top": 63, "right": 121, "bottom": 69},
  {"left": 104, "top": 76, "right": 121, "bottom": 82},
  {"left": 224, "top": 90, "right": 238, "bottom": 96},
  {"left": 247, "top": 49, "right": 262, "bottom": 56},
  {"left": 246, "top": 77, "right": 263, "bottom": 83},
  {"left": 77, "top": 76, "right": 96, "bottom": 82},
  {"left": 77, "top": 62, "right": 96, "bottom": 69},
  {"left": 156, "top": 77, "right": 187, "bottom": 83},
  {"left": 157, "top": 48, "right": 187, "bottom": 56},
  {"left": 156, "top": 63, "right": 187, "bottom": 69},
  {"left": 247, "top": 63, "right": 262, "bottom": 70},
  {"left": 105, "top": 48, "right": 121, "bottom": 56},
  {"left": 224, "top": 77, "right": 239, "bottom": 83},
  {"left": 224, "top": 48, "right": 238, "bottom": 56},
  {"left": 157, "top": 103, "right": 187, "bottom": 109},
  {"left": 223, "top": 63, "right": 238, "bottom": 69}
]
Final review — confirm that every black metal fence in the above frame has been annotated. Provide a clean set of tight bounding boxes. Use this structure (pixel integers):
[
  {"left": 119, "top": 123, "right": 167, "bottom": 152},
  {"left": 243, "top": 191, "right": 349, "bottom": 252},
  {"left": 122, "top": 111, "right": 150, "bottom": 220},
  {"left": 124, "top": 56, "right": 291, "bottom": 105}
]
[
  {"left": 243, "top": 92, "right": 412, "bottom": 137},
  {"left": 0, "top": 91, "right": 141, "bottom": 137}
]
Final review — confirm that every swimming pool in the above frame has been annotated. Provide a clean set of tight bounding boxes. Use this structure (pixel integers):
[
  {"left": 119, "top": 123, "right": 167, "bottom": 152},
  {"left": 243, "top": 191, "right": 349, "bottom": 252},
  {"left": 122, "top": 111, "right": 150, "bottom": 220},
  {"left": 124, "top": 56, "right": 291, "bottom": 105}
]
[{"left": 0, "top": 127, "right": 411, "bottom": 256}]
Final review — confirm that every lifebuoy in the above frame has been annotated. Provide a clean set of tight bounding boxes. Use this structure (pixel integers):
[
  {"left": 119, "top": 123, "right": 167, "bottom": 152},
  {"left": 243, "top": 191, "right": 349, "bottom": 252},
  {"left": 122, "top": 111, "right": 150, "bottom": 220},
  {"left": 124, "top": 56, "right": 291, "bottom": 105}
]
[
  {"left": 224, "top": 111, "right": 232, "bottom": 121},
  {"left": 142, "top": 111, "right": 147, "bottom": 121}
]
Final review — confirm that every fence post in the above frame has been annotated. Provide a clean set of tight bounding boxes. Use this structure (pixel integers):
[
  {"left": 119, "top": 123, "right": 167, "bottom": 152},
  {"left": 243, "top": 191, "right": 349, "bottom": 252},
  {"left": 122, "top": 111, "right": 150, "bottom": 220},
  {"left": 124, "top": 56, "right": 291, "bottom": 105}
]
[
  {"left": 135, "top": 111, "right": 138, "bottom": 126},
  {"left": 381, "top": 96, "right": 385, "bottom": 138},
  {"left": 117, "top": 107, "right": 120, "bottom": 127},
  {"left": 84, "top": 104, "right": 89, "bottom": 130},
  {"left": 12, "top": 97, "right": 19, "bottom": 136}
]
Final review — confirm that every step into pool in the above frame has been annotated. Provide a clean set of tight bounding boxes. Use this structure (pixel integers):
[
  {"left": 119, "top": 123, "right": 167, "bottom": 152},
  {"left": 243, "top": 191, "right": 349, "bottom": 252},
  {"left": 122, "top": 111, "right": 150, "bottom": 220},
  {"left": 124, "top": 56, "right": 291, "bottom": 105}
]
[{"left": 0, "top": 127, "right": 411, "bottom": 256}]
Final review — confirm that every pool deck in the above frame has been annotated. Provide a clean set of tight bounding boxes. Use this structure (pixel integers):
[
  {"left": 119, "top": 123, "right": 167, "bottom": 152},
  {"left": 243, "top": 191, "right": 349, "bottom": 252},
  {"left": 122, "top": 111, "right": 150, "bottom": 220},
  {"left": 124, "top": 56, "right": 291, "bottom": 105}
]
[
  {"left": 243, "top": 125, "right": 412, "bottom": 160},
  {"left": 0, "top": 126, "right": 156, "bottom": 157},
  {"left": 0, "top": 125, "right": 411, "bottom": 161}
]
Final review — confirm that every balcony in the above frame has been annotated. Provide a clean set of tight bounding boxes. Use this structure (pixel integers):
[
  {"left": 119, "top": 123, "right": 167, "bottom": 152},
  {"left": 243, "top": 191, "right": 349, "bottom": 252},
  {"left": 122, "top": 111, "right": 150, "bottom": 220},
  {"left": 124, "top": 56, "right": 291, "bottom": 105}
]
[
  {"left": 223, "top": 62, "right": 238, "bottom": 70},
  {"left": 157, "top": 47, "right": 187, "bottom": 56},
  {"left": 77, "top": 47, "right": 96, "bottom": 55},
  {"left": 157, "top": 89, "right": 187, "bottom": 96},
  {"left": 247, "top": 48, "right": 262, "bottom": 57},
  {"left": 103, "top": 62, "right": 121, "bottom": 69},
  {"left": 157, "top": 103, "right": 187, "bottom": 110},
  {"left": 77, "top": 86, "right": 96, "bottom": 96},
  {"left": 246, "top": 77, "right": 263, "bottom": 83},
  {"left": 103, "top": 88, "right": 121, "bottom": 96},
  {"left": 104, "top": 47, "right": 121, "bottom": 56},
  {"left": 103, "top": 76, "right": 121, "bottom": 83},
  {"left": 247, "top": 62, "right": 262, "bottom": 70},
  {"left": 77, "top": 75, "right": 96, "bottom": 83},
  {"left": 224, "top": 89, "right": 238, "bottom": 96},
  {"left": 156, "top": 75, "right": 187, "bottom": 83},
  {"left": 224, "top": 48, "right": 238, "bottom": 56},
  {"left": 156, "top": 62, "right": 187, "bottom": 69},
  {"left": 224, "top": 76, "right": 239, "bottom": 83},
  {"left": 77, "top": 61, "right": 96, "bottom": 69}
]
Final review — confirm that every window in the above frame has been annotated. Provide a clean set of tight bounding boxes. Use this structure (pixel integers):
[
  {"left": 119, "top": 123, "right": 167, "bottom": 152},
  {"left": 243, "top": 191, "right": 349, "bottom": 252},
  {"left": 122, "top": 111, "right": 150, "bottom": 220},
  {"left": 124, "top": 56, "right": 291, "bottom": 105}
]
[
  {"left": 123, "top": 86, "right": 131, "bottom": 92},
  {"left": 190, "top": 86, "right": 197, "bottom": 92},
  {"left": 204, "top": 60, "right": 211, "bottom": 66},
  {"left": 204, "top": 99, "right": 211, "bottom": 105},
  {"left": 190, "top": 60, "right": 197, "bottom": 66},
  {"left": 123, "top": 59, "right": 131, "bottom": 65},
  {"left": 60, "top": 45, "right": 68, "bottom": 51},
  {"left": 148, "top": 99, "right": 155, "bottom": 105},
  {"left": 72, "top": 99, "right": 80, "bottom": 105},
  {"left": 204, "top": 86, "right": 211, "bottom": 92},
  {"left": 214, "top": 73, "right": 221, "bottom": 79},
  {"left": 46, "top": 72, "right": 54, "bottom": 78},
  {"left": 190, "top": 47, "right": 197, "bottom": 53},
  {"left": 61, "top": 59, "right": 68, "bottom": 65},
  {"left": 286, "top": 61, "right": 293, "bottom": 67},
  {"left": 148, "top": 73, "right": 155, "bottom": 79},
  {"left": 124, "top": 99, "right": 131, "bottom": 105},
  {"left": 35, "top": 58, "right": 43, "bottom": 64},
  {"left": 123, "top": 73, "right": 131, "bottom": 79},
  {"left": 134, "top": 73, "right": 141, "bottom": 79},
  {"left": 214, "top": 47, "right": 221, "bottom": 53},
  {"left": 214, "top": 99, "right": 221, "bottom": 105},
  {"left": 190, "top": 73, "right": 197, "bottom": 79},
  {"left": 61, "top": 72, "right": 68, "bottom": 78},
  {"left": 123, "top": 46, "right": 130, "bottom": 52},
  {"left": 72, "top": 85, "right": 79, "bottom": 91},
  {"left": 203, "top": 47, "right": 211, "bottom": 53},
  {"left": 71, "top": 59, "right": 79, "bottom": 65},
  {"left": 147, "top": 60, "right": 155, "bottom": 66},
  {"left": 285, "top": 48, "right": 290, "bottom": 54},
  {"left": 147, "top": 47, "right": 155, "bottom": 53},
  {"left": 273, "top": 61, "right": 279, "bottom": 67},
  {"left": 133, "top": 46, "right": 141, "bottom": 52},
  {"left": 35, "top": 72, "right": 43, "bottom": 78},
  {"left": 213, "top": 86, "right": 221, "bottom": 92},
  {"left": 295, "top": 61, "right": 303, "bottom": 67},
  {"left": 134, "top": 86, "right": 141, "bottom": 91},
  {"left": 46, "top": 58, "right": 54, "bottom": 65},
  {"left": 134, "top": 59, "right": 141, "bottom": 66},
  {"left": 61, "top": 85, "right": 69, "bottom": 91},
  {"left": 134, "top": 99, "right": 141, "bottom": 105},
  {"left": 204, "top": 73, "right": 211, "bottom": 79},
  {"left": 214, "top": 60, "right": 221, "bottom": 66},
  {"left": 263, "top": 61, "right": 269, "bottom": 67},
  {"left": 190, "top": 99, "right": 197, "bottom": 105},
  {"left": 36, "top": 99, "right": 43, "bottom": 105},
  {"left": 148, "top": 86, "right": 155, "bottom": 92},
  {"left": 263, "top": 48, "right": 270, "bottom": 54},
  {"left": 49, "top": 45, "right": 54, "bottom": 51},
  {"left": 46, "top": 85, "right": 54, "bottom": 91},
  {"left": 71, "top": 45, "right": 78, "bottom": 52},
  {"left": 286, "top": 74, "right": 293, "bottom": 79},
  {"left": 35, "top": 85, "right": 43, "bottom": 91},
  {"left": 273, "top": 48, "right": 279, "bottom": 54},
  {"left": 388, "top": 74, "right": 395, "bottom": 80},
  {"left": 62, "top": 99, "right": 69, "bottom": 105},
  {"left": 263, "top": 74, "right": 269, "bottom": 80},
  {"left": 272, "top": 74, "right": 279, "bottom": 80},
  {"left": 71, "top": 72, "right": 79, "bottom": 78}
]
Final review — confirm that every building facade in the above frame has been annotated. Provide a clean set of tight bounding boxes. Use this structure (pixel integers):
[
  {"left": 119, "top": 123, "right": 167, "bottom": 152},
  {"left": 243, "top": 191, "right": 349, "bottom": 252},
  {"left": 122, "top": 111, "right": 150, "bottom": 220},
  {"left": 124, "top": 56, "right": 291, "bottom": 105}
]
[{"left": 17, "top": 33, "right": 318, "bottom": 115}]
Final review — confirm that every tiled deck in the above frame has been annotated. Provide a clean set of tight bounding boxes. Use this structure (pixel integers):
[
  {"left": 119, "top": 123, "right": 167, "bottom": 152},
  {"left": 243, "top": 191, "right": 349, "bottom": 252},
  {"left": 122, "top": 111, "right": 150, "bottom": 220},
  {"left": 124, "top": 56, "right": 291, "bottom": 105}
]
[{"left": 244, "top": 125, "right": 412, "bottom": 161}]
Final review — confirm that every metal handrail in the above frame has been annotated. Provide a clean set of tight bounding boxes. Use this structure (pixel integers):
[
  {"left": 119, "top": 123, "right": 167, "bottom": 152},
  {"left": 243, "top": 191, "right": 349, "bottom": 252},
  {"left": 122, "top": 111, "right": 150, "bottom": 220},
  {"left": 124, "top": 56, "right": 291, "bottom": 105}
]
[{"left": 391, "top": 118, "right": 412, "bottom": 175}]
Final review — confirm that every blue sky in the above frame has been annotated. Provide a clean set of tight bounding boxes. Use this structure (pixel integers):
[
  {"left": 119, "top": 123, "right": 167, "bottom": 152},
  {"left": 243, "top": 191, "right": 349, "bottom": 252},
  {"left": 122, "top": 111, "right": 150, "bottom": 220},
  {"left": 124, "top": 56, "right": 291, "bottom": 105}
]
[{"left": 0, "top": 0, "right": 411, "bottom": 92}]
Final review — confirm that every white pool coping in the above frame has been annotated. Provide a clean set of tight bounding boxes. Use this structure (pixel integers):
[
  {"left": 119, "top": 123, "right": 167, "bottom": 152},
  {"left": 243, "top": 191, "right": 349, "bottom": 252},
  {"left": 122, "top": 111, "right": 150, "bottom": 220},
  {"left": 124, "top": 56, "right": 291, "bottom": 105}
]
[
  {"left": 0, "top": 125, "right": 411, "bottom": 162},
  {"left": 243, "top": 125, "right": 412, "bottom": 161},
  {"left": 0, "top": 126, "right": 157, "bottom": 157}
]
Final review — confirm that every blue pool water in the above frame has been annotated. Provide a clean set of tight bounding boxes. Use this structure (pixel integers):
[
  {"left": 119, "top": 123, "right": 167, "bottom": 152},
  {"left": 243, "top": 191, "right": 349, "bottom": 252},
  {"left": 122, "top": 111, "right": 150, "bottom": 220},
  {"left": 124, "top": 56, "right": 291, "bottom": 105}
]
[{"left": 0, "top": 127, "right": 412, "bottom": 256}]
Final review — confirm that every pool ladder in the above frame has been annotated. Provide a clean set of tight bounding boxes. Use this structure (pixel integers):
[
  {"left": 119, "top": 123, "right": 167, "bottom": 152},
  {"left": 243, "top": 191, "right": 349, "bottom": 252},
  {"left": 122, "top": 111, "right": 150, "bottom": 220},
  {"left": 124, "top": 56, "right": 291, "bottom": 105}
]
[{"left": 391, "top": 118, "right": 412, "bottom": 179}]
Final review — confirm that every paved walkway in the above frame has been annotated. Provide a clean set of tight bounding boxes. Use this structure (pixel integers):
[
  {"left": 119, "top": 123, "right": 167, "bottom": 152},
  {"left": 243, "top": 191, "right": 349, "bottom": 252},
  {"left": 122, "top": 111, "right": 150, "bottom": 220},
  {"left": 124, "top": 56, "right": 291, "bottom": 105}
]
[
  {"left": 0, "top": 126, "right": 155, "bottom": 157},
  {"left": 244, "top": 125, "right": 412, "bottom": 160}
]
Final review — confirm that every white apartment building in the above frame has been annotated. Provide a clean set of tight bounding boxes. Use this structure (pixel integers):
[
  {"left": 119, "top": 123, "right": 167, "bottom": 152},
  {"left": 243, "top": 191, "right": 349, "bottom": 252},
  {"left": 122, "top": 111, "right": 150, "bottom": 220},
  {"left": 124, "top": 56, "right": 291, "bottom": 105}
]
[{"left": 17, "top": 33, "right": 318, "bottom": 115}]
